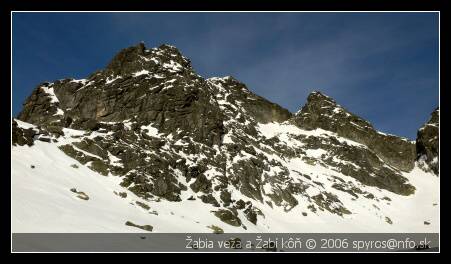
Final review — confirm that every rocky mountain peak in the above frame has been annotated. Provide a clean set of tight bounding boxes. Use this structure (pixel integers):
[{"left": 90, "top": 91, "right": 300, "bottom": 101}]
[
  {"left": 306, "top": 90, "right": 338, "bottom": 106},
  {"left": 299, "top": 91, "right": 357, "bottom": 122},
  {"left": 428, "top": 107, "right": 439, "bottom": 124},
  {"left": 104, "top": 42, "right": 192, "bottom": 77},
  {"left": 295, "top": 91, "right": 374, "bottom": 130},
  {"left": 416, "top": 107, "right": 439, "bottom": 175},
  {"left": 293, "top": 91, "right": 415, "bottom": 172},
  {"left": 104, "top": 42, "right": 147, "bottom": 75}
]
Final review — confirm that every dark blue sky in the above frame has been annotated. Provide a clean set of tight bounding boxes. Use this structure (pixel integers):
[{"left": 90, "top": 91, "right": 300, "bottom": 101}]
[{"left": 12, "top": 12, "right": 439, "bottom": 139}]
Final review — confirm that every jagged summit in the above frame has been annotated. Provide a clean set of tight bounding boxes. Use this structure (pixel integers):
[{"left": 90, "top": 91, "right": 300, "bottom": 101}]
[
  {"left": 104, "top": 42, "right": 192, "bottom": 77},
  {"left": 306, "top": 90, "right": 336, "bottom": 103},
  {"left": 293, "top": 90, "right": 416, "bottom": 171},
  {"left": 298, "top": 91, "right": 370, "bottom": 123},
  {"left": 416, "top": 107, "right": 439, "bottom": 175},
  {"left": 295, "top": 91, "right": 371, "bottom": 128},
  {"left": 17, "top": 43, "right": 292, "bottom": 146},
  {"left": 104, "top": 42, "right": 147, "bottom": 74}
]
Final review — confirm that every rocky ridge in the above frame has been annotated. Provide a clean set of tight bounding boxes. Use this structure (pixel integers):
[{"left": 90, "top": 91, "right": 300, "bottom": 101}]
[{"left": 13, "top": 42, "right": 439, "bottom": 231}]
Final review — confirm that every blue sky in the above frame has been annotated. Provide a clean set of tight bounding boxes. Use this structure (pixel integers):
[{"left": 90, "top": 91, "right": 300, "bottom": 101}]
[{"left": 12, "top": 12, "right": 439, "bottom": 139}]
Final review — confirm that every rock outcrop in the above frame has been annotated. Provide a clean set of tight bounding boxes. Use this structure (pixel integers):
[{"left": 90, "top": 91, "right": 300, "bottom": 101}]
[
  {"left": 292, "top": 91, "right": 416, "bottom": 172},
  {"left": 416, "top": 108, "right": 439, "bottom": 175},
  {"left": 19, "top": 43, "right": 224, "bottom": 147},
  {"left": 12, "top": 119, "right": 36, "bottom": 146}
]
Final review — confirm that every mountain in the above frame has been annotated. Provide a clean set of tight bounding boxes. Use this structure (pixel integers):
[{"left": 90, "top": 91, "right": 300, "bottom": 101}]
[{"left": 12, "top": 43, "right": 439, "bottom": 233}]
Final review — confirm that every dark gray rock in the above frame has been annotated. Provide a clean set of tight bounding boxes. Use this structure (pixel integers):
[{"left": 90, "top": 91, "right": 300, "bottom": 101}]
[
  {"left": 213, "top": 209, "right": 242, "bottom": 227},
  {"left": 125, "top": 221, "right": 153, "bottom": 232},
  {"left": 207, "top": 77, "right": 292, "bottom": 124},
  {"left": 12, "top": 119, "right": 36, "bottom": 146},
  {"left": 292, "top": 91, "right": 416, "bottom": 172},
  {"left": 200, "top": 194, "right": 220, "bottom": 207},
  {"left": 190, "top": 174, "right": 212, "bottom": 193},
  {"left": 311, "top": 192, "right": 351, "bottom": 216},
  {"left": 18, "top": 44, "right": 225, "bottom": 147},
  {"left": 220, "top": 190, "right": 232, "bottom": 207},
  {"left": 416, "top": 108, "right": 439, "bottom": 175}
]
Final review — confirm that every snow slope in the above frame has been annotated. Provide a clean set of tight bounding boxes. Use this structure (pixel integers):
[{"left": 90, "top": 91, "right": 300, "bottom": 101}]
[{"left": 12, "top": 120, "right": 439, "bottom": 233}]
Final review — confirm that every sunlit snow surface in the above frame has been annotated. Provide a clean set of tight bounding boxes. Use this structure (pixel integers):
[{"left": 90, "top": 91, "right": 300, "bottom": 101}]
[{"left": 12, "top": 120, "right": 439, "bottom": 233}]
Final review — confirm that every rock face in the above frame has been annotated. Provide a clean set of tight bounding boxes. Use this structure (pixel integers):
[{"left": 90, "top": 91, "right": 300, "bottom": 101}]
[
  {"left": 209, "top": 76, "right": 292, "bottom": 124},
  {"left": 19, "top": 43, "right": 224, "bottom": 147},
  {"left": 12, "top": 119, "right": 36, "bottom": 146},
  {"left": 13, "top": 42, "right": 438, "bottom": 229},
  {"left": 292, "top": 91, "right": 416, "bottom": 171},
  {"left": 18, "top": 43, "right": 292, "bottom": 148},
  {"left": 416, "top": 108, "right": 439, "bottom": 175}
]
